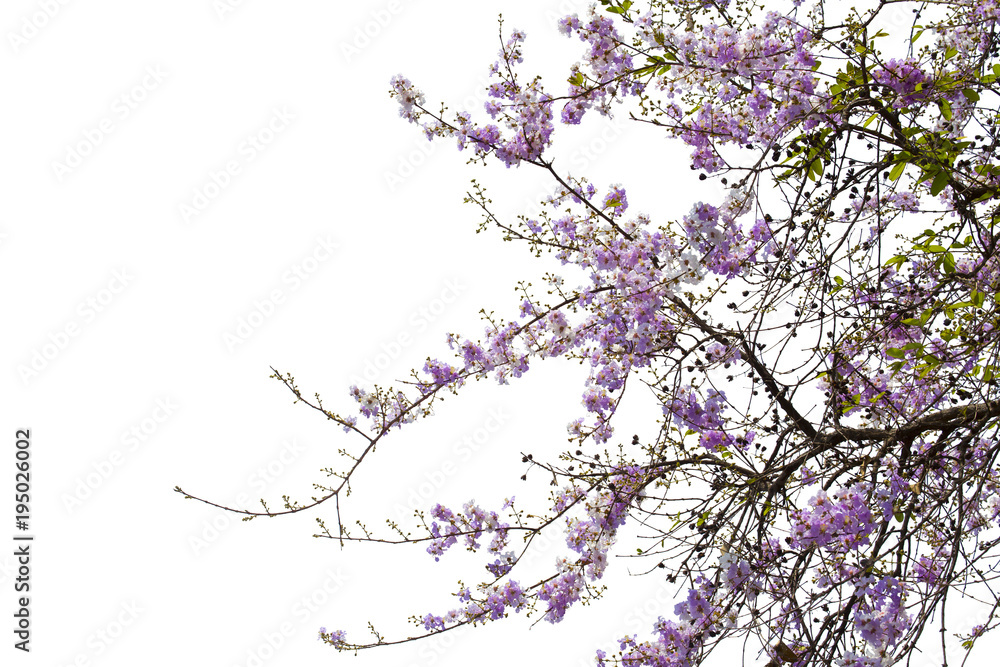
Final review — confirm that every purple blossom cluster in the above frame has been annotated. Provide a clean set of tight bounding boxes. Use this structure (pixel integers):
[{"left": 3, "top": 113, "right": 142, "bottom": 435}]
[
  {"left": 666, "top": 386, "right": 727, "bottom": 431},
  {"left": 789, "top": 484, "right": 878, "bottom": 552},
  {"left": 627, "top": 13, "right": 821, "bottom": 170},
  {"left": 680, "top": 201, "right": 759, "bottom": 277},
  {"left": 426, "top": 500, "right": 510, "bottom": 561},
  {"left": 422, "top": 579, "right": 528, "bottom": 631},
  {"left": 390, "top": 29, "right": 555, "bottom": 168},
  {"left": 871, "top": 59, "right": 931, "bottom": 109},
  {"left": 419, "top": 359, "right": 464, "bottom": 393},
  {"left": 420, "top": 466, "right": 649, "bottom": 630},
  {"left": 852, "top": 575, "right": 911, "bottom": 650},
  {"left": 599, "top": 578, "right": 722, "bottom": 666},
  {"left": 558, "top": 7, "right": 641, "bottom": 123}
]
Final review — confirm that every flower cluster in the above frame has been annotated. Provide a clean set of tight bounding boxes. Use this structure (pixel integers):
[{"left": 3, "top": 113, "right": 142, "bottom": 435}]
[
  {"left": 680, "top": 201, "right": 756, "bottom": 277},
  {"left": 852, "top": 575, "right": 912, "bottom": 650},
  {"left": 599, "top": 578, "right": 721, "bottom": 666},
  {"left": 318, "top": 628, "right": 348, "bottom": 648},
  {"left": 419, "top": 359, "right": 465, "bottom": 393},
  {"left": 559, "top": 6, "right": 641, "bottom": 123},
  {"left": 789, "top": 485, "right": 878, "bottom": 552},
  {"left": 666, "top": 386, "right": 727, "bottom": 431},
  {"left": 426, "top": 500, "right": 509, "bottom": 561},
  {"left": 390, "top": 29, "right": 556, "bottom": 168},
  {"left": 422, "top": 579, "right": 528, "bottom": 631},
  {"left": 871, "top": 59, "right": 931, "bottom": 109},
  {"left": 348, "top": 385, "right": 379, "bottom": 418}
]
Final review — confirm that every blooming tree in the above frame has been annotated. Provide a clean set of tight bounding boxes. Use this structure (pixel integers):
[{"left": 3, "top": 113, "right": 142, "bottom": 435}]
[{"left": 179, "top": 0, "right": 1000, "bottom": 665}]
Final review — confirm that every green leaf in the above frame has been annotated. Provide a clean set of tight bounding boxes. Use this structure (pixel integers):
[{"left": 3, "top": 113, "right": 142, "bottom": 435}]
[
  {"left": 963, "top": 88, "right": 981, "bottom": 103},
  {"left": 885, "top": 255, "right": 907, "bottom": 270},
  {"left": 888, "top": 160, "right": 906, "bottom": 181},
  {"left": 886, "top": 348, "right": 906, "bottom": 359},
  {"left": 945, "top": 46, "right": 958, "bottom": 60},
  {"left": 894, "top": 510, "right": 905, "bottom": 522},
  {"left": 938, "top": 99, "right": 953, "bottom": 120},
  {"left": 901, "top": 318, "right": 922, "bottom": 326},
  {"left": 943, "top": 252, "right": 956, "bottom": 274},
  {"left": 810, "top": 157, "right": 823, "bottom": 181},
  {"left": 930, "top": 170, "right": 950, "bottom": 196}
]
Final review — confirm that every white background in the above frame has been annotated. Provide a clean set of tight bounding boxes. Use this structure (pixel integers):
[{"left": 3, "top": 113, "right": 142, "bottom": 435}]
[{"left": 2, "top": 1, "right": 994, "bottom": 666}]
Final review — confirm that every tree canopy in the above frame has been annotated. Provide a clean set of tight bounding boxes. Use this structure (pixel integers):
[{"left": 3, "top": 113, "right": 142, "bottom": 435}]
[{"left": 179, "top": 1, "right": 1000, "bottom": 664}]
